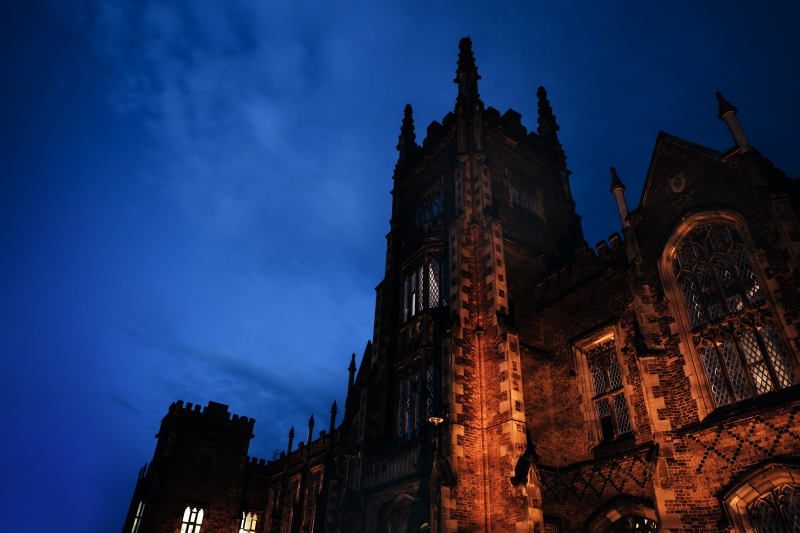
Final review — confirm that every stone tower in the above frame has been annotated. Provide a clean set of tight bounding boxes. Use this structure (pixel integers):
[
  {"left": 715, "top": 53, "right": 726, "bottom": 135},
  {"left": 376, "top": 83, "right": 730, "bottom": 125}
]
[{"left": 352, "top": 37, "right": 585, "bottom": 533}]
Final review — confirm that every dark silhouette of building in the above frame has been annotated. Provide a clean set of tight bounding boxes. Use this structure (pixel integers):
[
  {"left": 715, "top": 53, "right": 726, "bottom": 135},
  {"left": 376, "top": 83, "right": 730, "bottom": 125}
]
[{"left": 122, "top": 38, "right": 800, "bottom": 533}]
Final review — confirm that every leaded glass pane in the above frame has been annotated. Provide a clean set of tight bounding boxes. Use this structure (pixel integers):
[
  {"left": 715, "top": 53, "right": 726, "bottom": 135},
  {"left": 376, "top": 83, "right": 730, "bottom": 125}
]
[
  {"left": 405, "top": 375, "right": 412, "bottom": 440},
  {"left": 428, "top": 260, "right": 440, "bottom": 308},
  {"left": 760, "top": 323, "right": 798, "bottom": 389},
  {"left": 719, "top": 337, "right": 752, "bottom": 401},
  {"left": 778, "top": 485, "right": 800, "bottom": 533},
  {"left": 613, "top": 393, "right": 632, "bottom": 435},
  {"left": 521, "top": 194, "right": 529, "bottom": 211},
  {"left": 410, "top": 271, "right": 417, "bottom": 317},
  {"left": 750, "top": 362, "right": 775, "bottom": 395},
  {"left": 711, "top": 225, "right": 732, "bottom": 252},
  {"left": 417, "top": 265, "right": 424, "bottom": 313},
  {"left": 699, "top": 345, "right": 731, "bottom": 407},
  {"left": 732, "top": 248, "right": 765, "bottom": 305},
  {"left": 596, "top": 397, "right": 611, "bottom": 418},
  {"left": 607, "top": 355, "right": 623, "bottom": 390},
  {"left": 397, "top": 380, "right": 405, "bottom": 440},
  {"left": 715, "top": 259, "right": 743, "bottom": 314},
  {"left": 751, "top": 497, "right": 785, "bottom": 533},
  {"left": 591, "top": 367, "right": 606, "bottom": 397},
  {"left": 677, "top": 242, "right": 697, "bottom": 268},
  {"left": 413, "top": 369, "right": 421, "bottom": 436},
  {"left": 441, "top": 258, "right": 449, "bottom": 305},
  {"left": 403, "top": 277, "right": 409, "bottom": 322},
  {"left": 678, "top": 274, "right": 706, "bottom": 329},
  {"left": 511, "top": 188, "right": 519, "bottom": 206}
]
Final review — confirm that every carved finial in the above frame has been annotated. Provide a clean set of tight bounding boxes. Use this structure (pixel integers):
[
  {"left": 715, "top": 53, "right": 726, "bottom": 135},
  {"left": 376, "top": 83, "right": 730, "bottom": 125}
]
[
  {"left": 308, "top": 414, "right": 315, "bottom": 427},
  {"left": 348, "top": 353, "right": 357, "bottom": 372},
  {"left": 288, "top": 426, "right": 295, "bottom": 439},
  {"left": 454, "top": 37, "right": 480, "bottom": 104},
  {"left": 610, "top": 167, "right": 626, "bottom": 193},
  {"left": 331, "top": 401, "right": 338, "bottom": 415},
  {"left": 716, "top": 91, "right": 738, "bottom": 120}
]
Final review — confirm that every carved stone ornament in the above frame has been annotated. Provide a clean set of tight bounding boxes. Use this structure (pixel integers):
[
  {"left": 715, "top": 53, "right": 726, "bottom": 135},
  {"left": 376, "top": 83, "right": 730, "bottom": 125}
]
[{"left": 670, "top": 172, "right": 686, "bottom": 193}]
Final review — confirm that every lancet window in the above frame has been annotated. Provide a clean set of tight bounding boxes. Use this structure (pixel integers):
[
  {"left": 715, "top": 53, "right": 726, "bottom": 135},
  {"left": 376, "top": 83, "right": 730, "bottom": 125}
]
[
  {"left": 239, "top": 512, "right": 259, "bottom": 533},
  {"left": 131, "top": 501, "right": 145, "bottom": 533},
  {"left": 402, "top": 255, "right": 448, "bottom": 322},
  {"left": 672, "top": 223, "right": 797, "bottom": 408},
  {"left": 587, "top": 340, "right": 632, "bottom": 441},
  {"left": 396, "top": 356, "right": 441, "bottom": 443},
  {"left": 180, "top": 507, "right": 204, "bottom": 533}
]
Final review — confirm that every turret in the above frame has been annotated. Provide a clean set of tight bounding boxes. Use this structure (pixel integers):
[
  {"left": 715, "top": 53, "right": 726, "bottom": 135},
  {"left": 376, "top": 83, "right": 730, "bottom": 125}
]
[
  {"left": 536, "top": 87, "right": 559, "bottom": 140},
  {"left": 306, "top": 414, "right": 315, "bottom": 446},
  {"left": 609, "top": 167, "right": 641, "bottom": 265},
  {"left": 454, "top": 37, "right": 481, "bottom": 106},
  {"left": 396, "top": 103, "right": 417, "bottom": 165},
  {"left": 717, "top": 91, "right": 751, "bottom": 153},
  {"left": 347, "top": 353, "right": 357, "bottom": 394},
  {"left": 329, "top": 401, "right": 338, "bottom": 434}
]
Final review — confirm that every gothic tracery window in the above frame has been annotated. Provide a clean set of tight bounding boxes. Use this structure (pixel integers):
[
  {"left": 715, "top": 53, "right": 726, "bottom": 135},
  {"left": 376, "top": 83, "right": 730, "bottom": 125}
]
[
  {"left": 397, "top": 357, "right": 440, "bottom": 443},
  {"left": 587, "top": 340, "right": 632, "bottom": 441},
  {"left": 749, "top": 484, "right": 800, "bottom": 533},
  {"left": 673, "top": 223, "right": 797, "bottom": 408},
  {"left": 510, "top": 183, "right": 542, "bottom": 218}
]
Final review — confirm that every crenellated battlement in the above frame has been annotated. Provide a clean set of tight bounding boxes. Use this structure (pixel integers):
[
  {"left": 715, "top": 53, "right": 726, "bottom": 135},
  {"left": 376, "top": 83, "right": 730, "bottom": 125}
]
[
  {"left": 534, "top": 232, "right": 628, "bottom": 301},
  {"left": 167, "top": 400, "right": 255, "bottom": 432}
]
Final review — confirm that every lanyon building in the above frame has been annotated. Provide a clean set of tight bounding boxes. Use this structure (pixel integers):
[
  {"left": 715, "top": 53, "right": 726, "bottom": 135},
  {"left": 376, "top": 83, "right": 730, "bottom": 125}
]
[{"left": 122, "top": 38, "right": 800, "bottom": 533}]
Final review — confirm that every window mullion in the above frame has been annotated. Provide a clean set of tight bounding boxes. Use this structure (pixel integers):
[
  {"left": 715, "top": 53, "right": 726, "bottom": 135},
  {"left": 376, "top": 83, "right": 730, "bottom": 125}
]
[
  {"left": 711, "top": 340, "right": 739, "bottom": 402},
  {"left": 753, "top": 328, "right": 783, "bottom": 391}
]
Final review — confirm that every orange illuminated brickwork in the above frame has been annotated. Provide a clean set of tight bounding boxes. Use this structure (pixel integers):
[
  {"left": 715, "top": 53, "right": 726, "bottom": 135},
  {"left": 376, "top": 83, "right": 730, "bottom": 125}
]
[{"left": 122, "top": 40, "right": 800, "bottom": 533}]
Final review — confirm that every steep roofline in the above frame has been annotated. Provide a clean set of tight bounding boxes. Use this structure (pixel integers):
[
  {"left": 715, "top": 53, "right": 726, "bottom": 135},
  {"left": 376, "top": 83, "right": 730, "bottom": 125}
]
[{"left": 638, "top": 131, "right": 737, "bottom": 209}]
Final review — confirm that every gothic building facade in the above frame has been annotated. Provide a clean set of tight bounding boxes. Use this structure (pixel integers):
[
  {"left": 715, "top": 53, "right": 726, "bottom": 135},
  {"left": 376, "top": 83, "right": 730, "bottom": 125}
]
[{"left": 122, "top": 38, "right": 800, "bottom": 533}]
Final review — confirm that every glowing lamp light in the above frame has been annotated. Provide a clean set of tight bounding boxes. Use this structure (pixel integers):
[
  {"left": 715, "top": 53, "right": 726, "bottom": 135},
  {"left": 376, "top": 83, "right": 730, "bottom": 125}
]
[{"left": 428, "top": 416, "right": 444, "bottom": 425}]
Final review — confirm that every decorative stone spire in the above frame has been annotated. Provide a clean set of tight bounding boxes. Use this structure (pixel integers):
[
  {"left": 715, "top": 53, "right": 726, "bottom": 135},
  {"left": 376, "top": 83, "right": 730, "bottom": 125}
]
[
  {"left": 610, "top": 166, "right": 626, "bottom": 195},
  {"left": 536, "top": 86, "right": 561, "bottom": 142},
  {"left": 609, "top": 167, "right": 630, "bottom": 229},
  {"left": 716, "top": 91, "right": 738, "bottom": 119},
  {"left": 348, "top": 353, "right": 357, "bottom": 394},
  {"left": 454, "top": 37, "right": 481, "bottom": 105},
  {"left": 329, "top": 401, "right": 338, "bottom": 434},
  {"left": 306, "top": 414, "right": 315, "bottom": 446},
  {"left": 287, "top": 426, "right": 295, "bottom": 454},
  {"left": 396, "top": 104, "right": 417, "bottom": 164},
  {"left": 716, "top": 91, "right": 751, "bottom": 153}
]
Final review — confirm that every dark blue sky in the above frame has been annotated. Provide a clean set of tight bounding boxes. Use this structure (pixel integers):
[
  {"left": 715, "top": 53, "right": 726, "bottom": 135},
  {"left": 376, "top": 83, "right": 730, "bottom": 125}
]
[{"left": 1, "top": 1, "right": 798, "bottom": 531}]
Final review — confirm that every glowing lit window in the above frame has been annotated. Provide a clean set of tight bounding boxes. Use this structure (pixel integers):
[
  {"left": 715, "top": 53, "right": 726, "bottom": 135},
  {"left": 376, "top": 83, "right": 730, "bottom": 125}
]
[
  {"left": 673, "top": 223, "right": 797, "bottom": 408},
  {"left": 401, "top": 256, "right": 448, "bottom": 323},
  {"left": 587, "top": 340, "right": 632, "bottom": 441},
  {"left": 131, "top": 501, "right": 145, "bottom": 533},
  {"left": 239, "top": 512, "right": 259, "bottom": 533},
  {"left": 180, "top": 507, "right": 204, "bottom": 533}
]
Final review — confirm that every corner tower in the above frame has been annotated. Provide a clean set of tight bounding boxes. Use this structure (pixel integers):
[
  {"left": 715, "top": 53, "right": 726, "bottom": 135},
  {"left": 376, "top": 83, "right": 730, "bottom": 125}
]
[{"left": 350, "top": 38, "right": 585, "bottom": 533}]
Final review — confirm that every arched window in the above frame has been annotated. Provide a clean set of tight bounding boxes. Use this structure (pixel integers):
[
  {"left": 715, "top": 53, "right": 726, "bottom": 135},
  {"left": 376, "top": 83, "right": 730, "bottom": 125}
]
[
  {"left": 671, "top": 222, "right": 796, "bottom": 408},
  {"left": 239, "top": 511, "right": 259, "bottom": 533},
  {"left": 585, "top": 496, "right": 659, "bottom": 533},
  {"left": 587, "top": 340, "right": 632, "bottom": 440},
  {"left": 180, "top": 507, "right": 204, "bottom": 533},
  {"left": 722, "top": 462, "right": 800, "bottom": 533}
]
